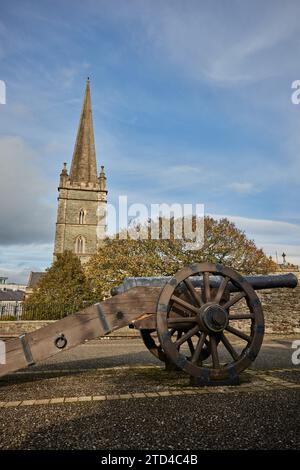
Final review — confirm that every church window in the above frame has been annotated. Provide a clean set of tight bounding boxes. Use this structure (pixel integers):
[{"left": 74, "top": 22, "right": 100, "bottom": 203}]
[
  {"left": 79, "top": 209, "right": 85, "bottom": 224},
  {"left": 75, "top": 236, "right": 85, "bottom": 254}
]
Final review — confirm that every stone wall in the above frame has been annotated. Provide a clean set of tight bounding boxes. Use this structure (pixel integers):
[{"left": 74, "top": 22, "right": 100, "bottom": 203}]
[
  {"left": 0, "top": 321, "right": 140, "bottom": 338},
  {"left": 256, "top": 272, "right": 300, "bottom": 334},
  {"left": 0, "top": 321, "right": 53, "bottom": 337},
  {"left": 229, "top": 272, "right": 300, "bottom": 334}
]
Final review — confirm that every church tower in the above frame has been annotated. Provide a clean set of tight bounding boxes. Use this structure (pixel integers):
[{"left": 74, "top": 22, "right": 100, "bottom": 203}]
[{"left": 53, "top": 78, "right": 107, "bottom": 263}]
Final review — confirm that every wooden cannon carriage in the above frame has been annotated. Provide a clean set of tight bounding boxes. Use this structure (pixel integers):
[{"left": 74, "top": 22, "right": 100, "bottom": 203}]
[{"left": 0, "top": 263, "right": 298, "bottom": 386}]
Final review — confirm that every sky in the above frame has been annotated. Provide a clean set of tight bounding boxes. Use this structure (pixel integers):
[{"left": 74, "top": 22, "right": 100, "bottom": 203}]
[{"left": 0, "top": 0, "right": 300, "bottom": 283}]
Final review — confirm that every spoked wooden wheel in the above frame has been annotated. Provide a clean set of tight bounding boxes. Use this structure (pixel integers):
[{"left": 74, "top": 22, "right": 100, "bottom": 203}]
[
  {"left": 140, "top": 328, "right": 212, "bottom": 363},
  {"left": 140, "top": 329, "right": 166, "bottom": 362},
  {"left": 156, "top": 263, "right": 264, "bottom": 384}
]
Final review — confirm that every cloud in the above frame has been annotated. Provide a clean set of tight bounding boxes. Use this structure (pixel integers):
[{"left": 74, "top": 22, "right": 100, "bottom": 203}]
[
  {"left": 0, "top": 136, "right": 55, "bottom": 245},
  {"left": 211, "top": 213, "right": 300, "bottom": 266},
  {"left": 228, "top": 182, "right": 258, "bottom": 194},
  {"left": 219, "top": 215, "right": 300, "bottom": 242},
  {"left": 262, "top": 243, "right": 300, "bottom": 267},
  {"left": 99, "top": 132, "right": 274, "bottom": 201},
  {"left": 60, "top": 62, "right": 91, "bottom": 89},
  {"left": 106, "top": 0, "right": 300, "bottom": 85},
  {"left": 0, "top": 243, "right": 53, "bottom": 284}
]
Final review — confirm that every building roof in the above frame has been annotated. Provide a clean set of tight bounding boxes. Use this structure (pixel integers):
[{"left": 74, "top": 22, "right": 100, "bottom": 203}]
[
  {"left": 0, "top": 290, "right": 25, "bottom": 301},
  {"left": 0, "top": 283, "right": 27, "bottom": 292},
  {"left": 69, "top": 78, "right": 98, "bottom": 184},
  {"left": 27, "top": 271, "right": 45, "bottom": 289},
  {"left": 277, "top": 263, "right": 299, "bottom": 272}
]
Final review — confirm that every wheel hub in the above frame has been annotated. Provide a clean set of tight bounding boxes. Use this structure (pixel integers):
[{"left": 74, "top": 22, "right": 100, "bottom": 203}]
[{"left": 200, "top": 303, "right": 229, "bottom": 333}]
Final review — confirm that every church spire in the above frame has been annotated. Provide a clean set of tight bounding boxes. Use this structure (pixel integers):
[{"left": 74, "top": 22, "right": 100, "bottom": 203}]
[{"left": 69, "top": 78, "right": 98, "bottom": 184}]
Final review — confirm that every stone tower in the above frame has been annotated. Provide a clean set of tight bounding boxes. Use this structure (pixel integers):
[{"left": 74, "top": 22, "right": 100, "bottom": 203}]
[{"left": 53, "top": 79, "right": 107, "bottom": 263}]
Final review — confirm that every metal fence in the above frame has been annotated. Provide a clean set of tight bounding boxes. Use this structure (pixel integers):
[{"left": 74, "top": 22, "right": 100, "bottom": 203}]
[{"left": 0, "top": 302, "right": 81, "bottom": 321}]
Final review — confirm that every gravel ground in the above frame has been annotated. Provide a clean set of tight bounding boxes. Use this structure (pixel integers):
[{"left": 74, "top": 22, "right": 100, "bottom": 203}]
[
  {"left": 271, "top": 370, "right": 300, "bottom": 384},
  {"left": 0, "top": 389, "right": 299, "bottom": 450},
  {"left": 0, "top": 336, "right": 299, "bottom": 450},
  {"left": 0, "top": 366, "right": 262, "bottom": 401}
]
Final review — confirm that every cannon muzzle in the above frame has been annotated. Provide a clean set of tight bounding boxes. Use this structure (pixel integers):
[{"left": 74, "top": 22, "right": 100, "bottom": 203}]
[{"left": 233, "top": 273, "right": 297, "bottom": 291}]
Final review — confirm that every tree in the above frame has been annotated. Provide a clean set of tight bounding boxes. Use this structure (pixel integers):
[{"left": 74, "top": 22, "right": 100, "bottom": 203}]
[
  {"left": 85, "top": 216, "right": 277, "bottom": 300},
  {"left": 24, "top": 251, "right": 95, "bottom": 319}
]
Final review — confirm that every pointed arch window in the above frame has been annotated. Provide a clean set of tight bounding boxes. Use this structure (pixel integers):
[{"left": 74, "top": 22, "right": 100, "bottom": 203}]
[
  {"left": 79, "top": 209, "right": 85, "bottom": 225},
  {"left": 75, "top": 236, "right": 85, "bottom": 254}
]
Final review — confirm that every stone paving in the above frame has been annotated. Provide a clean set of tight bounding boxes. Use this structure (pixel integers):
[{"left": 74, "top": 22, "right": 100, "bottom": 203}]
[{"left": 0, "top": 366, "right": 299, "bottom": 409}]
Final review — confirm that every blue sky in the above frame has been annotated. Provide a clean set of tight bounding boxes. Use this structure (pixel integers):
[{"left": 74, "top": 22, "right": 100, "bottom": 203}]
[{"left": 0, "top": 0, "right": 300, "bottom": 283}]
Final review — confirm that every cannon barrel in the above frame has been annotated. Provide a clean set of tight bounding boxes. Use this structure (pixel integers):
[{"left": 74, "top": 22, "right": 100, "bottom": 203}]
[
  {"left": 191, "top": 272, "right": 298, "bottom": 293},
  {"left": 111, "top": 272, "right": 298, "bottom": 296}
]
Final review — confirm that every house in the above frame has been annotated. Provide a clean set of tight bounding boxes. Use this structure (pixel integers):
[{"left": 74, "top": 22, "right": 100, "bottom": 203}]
[
  {"left": 0, "top": 289, "right": 25, "bottom": 318},
  {"left": 25, "top": 271, "right": 45, "bottom": 298}
]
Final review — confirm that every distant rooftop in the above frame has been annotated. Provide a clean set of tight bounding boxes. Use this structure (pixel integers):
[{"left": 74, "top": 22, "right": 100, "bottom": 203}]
[
  {"left": 277, "top": 263, "right": 299, "bottom": 272},
  {"left": 0, "top": 290, "right": 25, "bottom": 302},
  {"left": 27, "top": 272, "right": 45, "bottom": 289}
]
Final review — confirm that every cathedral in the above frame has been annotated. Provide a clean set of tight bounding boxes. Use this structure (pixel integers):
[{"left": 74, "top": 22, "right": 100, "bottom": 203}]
[{"left": 53, "top": 79, "right": 107, "bottom": 263}]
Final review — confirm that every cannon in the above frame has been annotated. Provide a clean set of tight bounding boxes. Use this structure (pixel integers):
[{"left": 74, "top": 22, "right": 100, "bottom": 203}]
[{"left": 0, "top": 263, "right": 297, "bottom": 386}]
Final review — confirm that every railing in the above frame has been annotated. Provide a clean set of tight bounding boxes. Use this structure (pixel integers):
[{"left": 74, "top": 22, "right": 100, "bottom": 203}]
[{"left": 0, "top": 302, "right": 82, "bottom": 321}]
